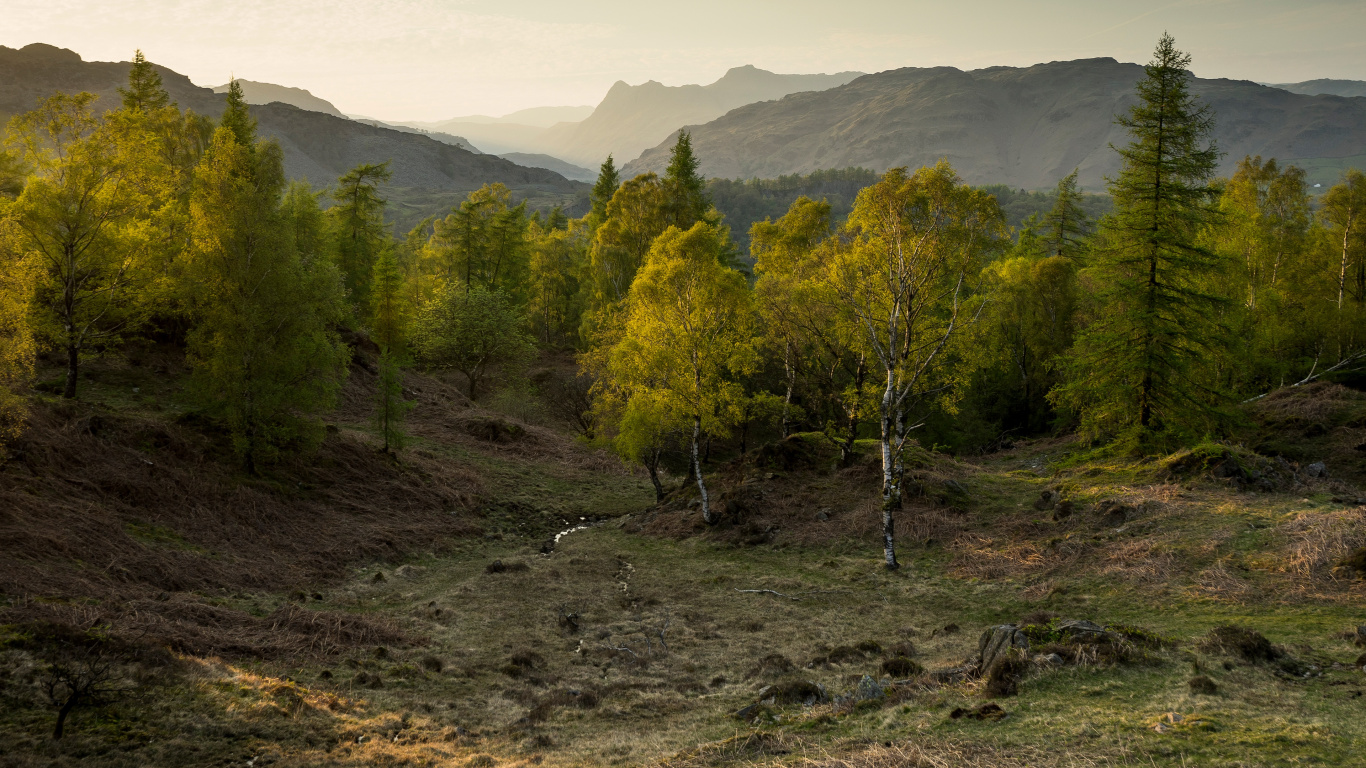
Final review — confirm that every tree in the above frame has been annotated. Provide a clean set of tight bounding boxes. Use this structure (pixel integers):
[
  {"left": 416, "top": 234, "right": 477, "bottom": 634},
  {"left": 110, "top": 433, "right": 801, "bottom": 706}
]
[
  {"left": 1320, "top": 169, "right": 1366, "bottom": 309},
  {"left": 329, "top": 161, "right": 393, "bottom": 311},
  {"left": 182, "top": 115, "right": 349, "bottom": 472},
  {"left": 119, "top": 50, "right": 171, "bottom": 113},
  {"left": 663, "top": 130, "right": 710, "bottom": 229},
  {"left": 588, "top": 154, "right": 620, "bottom": 227},
  {"left": 0, "top": 223, "right": 38, "bottom": 456},
  {"left": 370, "top": 246, "right": 413, "bottom": 453},
  {"left": 528, "top": 218, "right": 586, "bottom": 345},
  {"left": 826, "top": 162, "right": 1005, "bottom": 568},
  {"left": 410, "top": 285, "right": 534, "bottom": 400},
  {"left": 1052, "top": 34, "right": 1225, "bottom": 447},
  {"left": 1040, "top": 169, "right": 1091, "bottom": 259},
  {"left": 219, "top": 79, "right": 255, "bottom": 148},
  {"left": 5, "top": 92, "right": 162, "bottom": 398},
  {"left": 607, "top": 223, "right": 757, "bottom": 524},
  {"left": 430, "top": 183, "right": 529, "bottom": 296}
]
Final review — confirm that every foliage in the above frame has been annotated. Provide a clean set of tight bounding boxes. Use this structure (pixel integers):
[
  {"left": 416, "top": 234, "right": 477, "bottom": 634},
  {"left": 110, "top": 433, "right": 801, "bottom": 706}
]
[
  {"left": 587, "top": 154, "right": 620, "bottom": 228},
  {"left": 330, "top": 161, "right": 393, "bottom": 312},
  {"left": 0, "top": 224, "right": 38, "bottom": 455},
  {"left": 430, "top": 183, "right": 530, "bottom": 298},
  {"left": 663, "top": 130, "right": 711, "bottom": 229},
  {"left": 710, "top": 168, "right": 878, "bottom": 254},
  {"left": 410, "top": 284, "right": 535, "bottom": 400},
  {"left": 182, "top": 124, "right": 350, "bottom": 472},
  {"left": 1052, "top": 34, "right": 1227, "bottom": 450},
  {"left": 606, "top": 223, "right": 757, "bottom": 522}
]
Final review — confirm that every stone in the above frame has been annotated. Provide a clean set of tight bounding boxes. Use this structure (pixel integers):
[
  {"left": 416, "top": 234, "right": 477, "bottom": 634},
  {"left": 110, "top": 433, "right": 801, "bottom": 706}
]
[
  {"left": 852, "top": 674, "right": 885, "bottom": 702},
  {"left": 1306, "top": 462, "right": 1327, "bottom": 479},
  {"left": 1052, "top": 500, "right": 1074, "bottom": 520},
  {"left": 816, "top": 509, "right": 831, "bottom": 521},
  {"left": 977, "top": 624, "right": 1030, "bottom": 673},
  {"left": 1055, "top": 619, "right": 1111, "bottom": 642}
]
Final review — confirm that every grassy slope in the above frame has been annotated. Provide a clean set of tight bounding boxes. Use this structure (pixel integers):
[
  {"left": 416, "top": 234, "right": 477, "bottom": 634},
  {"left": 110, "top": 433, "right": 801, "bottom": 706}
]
[{"left": 2, "top": 350, "right": 1365, "bottom": 768}]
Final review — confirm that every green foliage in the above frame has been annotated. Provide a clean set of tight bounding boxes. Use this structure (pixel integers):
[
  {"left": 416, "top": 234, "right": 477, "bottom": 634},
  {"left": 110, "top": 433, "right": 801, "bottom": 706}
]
[
  {"left": 663, "top": 130, "right": 710, "bottom": 229},
  {"left": 373, "top": 348, "right": 413, "bottom": 453},
  {"left": 527, "top": 218, "right": 587, "bottom": 346},
  {"left": 410, "top": 284, "right": 534, "bottom": 400},
  {"left": 1040, "top": 169, "right": 1092, "bottom": 259},
  {"left": 5, "top": 92, "right": 167, "bottom": 399},
  {"left": 0, "top": 226, "right": 37, "bottom": 455},
  {"left": 1053, "top": 34, "right": 1227, "bottom": 450},
  {"left": 219, "top": 80, "right": 256, "bottom": 148},
  {"left": 329, "top": 161, "right": 393, "bottom": 312},
  {"left": 119, "top": 50, "right": 170, "bottom": 113},
  {"left": 588, "top": 154, "right": 620, "bottom": 227},
  {"left": 183, "top": 128, "right": 350, "bottom": 472},
  {"left": 430, "top": 183, "right": 530, "bottom": 298}
]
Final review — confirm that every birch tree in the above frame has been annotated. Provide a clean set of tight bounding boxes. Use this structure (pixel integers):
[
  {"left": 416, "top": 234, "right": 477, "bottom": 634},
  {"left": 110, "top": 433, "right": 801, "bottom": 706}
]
[{"left": 825, "top": 162, "right": 1004, "bottom": 568}]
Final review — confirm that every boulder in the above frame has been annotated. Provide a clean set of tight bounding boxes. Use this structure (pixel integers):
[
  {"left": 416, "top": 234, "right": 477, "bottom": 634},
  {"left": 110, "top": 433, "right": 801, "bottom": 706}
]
[
  {"left": 852, "top": 674, "right": 885, "bottom": 702},
  {"left": 1305, "top": 462, "right": 1327, "bottom": 479},
  {"left": 977, "top": 624, "right": 1030, "bottom": 673}
]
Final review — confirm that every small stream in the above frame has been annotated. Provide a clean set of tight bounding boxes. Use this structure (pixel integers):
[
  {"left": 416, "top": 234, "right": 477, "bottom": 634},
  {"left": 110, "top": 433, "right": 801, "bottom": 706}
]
[{"left": 541, "top": 517, "right": 602, "bottom": 554}]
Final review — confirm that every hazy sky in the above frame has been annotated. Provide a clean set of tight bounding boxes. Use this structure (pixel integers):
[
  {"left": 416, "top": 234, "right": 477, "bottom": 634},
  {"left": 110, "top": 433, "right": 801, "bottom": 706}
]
[{"left": 4, "top": 0, "right": 1361, "bottom": 121}]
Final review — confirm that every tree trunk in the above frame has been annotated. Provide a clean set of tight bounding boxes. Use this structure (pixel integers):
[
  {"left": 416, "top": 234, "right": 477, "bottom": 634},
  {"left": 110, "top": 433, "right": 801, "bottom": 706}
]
[
  {"left": 647, "top": 451, "right": 665, "bottom": 502},
  {"left": 62, "top": 343, "right": 79, "bottom": 399},
  {"left": 781, "top": 341, "right": 795, "bottom": 438},
  {"left": 879, "top": 369, "right": 900, "bottom": 570},
  {"left": 53, "top": 694, "right": 77, "bottom": 739},
  {"left": 839, "top": 354, "right": 865, "bottom": 467},
  {"left": 692, "top": 415, "right": 713, "bottom": 525}
]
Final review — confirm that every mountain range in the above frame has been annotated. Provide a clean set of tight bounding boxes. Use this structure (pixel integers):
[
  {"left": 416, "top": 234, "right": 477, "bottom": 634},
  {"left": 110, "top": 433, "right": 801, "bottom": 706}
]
[
  {"left": 623, "top": 59, "right": 1366, "bottom": 190},
  {"left": 211, "top": 79, "right": 344, "bottom": 117},
  {"left": 0, "top": 44, "right": 583, "bottom": 204}
]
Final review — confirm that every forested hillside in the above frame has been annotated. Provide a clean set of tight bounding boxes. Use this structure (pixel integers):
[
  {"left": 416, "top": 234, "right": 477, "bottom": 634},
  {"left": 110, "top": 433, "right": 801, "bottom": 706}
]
[
  {"left": 1, "top": 34, "right": 1364, "bottom": 768},
  {"left": 625, "top": 57, "right": 1366, "bottom": 190}
]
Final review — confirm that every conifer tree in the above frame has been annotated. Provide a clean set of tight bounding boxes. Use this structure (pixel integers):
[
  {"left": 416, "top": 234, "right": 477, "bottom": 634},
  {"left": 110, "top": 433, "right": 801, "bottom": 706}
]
[
  {"left": 220, "top": 80, "right": 256, "bottom": 148},
  {"left": 370, "top": 247, "right": 413, "bottom": 452},
  {"left": 329, "top": 161, "right": 393, "bottom": 310},
  {"left": 1041, "top": 169, "right": 1090, "bottom": 259},
  {"left": 589, "top": 155, "right": 620, "bottom": 226},
  {"left": 119, "top": 50, "right": 171, "bottom": 112},
  {"left": 663, "top": 130, "right": 710, "bottom": 229},
  {"left": 183, "top": 110, "right": 348, "bottom": 471},
  {"left": 1052, "top": 34, "right": 1224, "bottom": 447}
]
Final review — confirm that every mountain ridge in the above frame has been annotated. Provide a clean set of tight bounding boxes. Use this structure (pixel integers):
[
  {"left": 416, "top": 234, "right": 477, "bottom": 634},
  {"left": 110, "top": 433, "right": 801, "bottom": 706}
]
[{"left": 623, "top": 57, "right": 1366, "bottom": 190}]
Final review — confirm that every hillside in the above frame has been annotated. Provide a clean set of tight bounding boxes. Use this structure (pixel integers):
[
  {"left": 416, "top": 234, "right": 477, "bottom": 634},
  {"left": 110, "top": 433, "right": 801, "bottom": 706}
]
[
  {"left": 0, "top": 44, "right": 583, "bottom": 201},
  {"left": 1271, "top": 79, "right": 1366, "bottom": 98},
  {"left": 625, "top": 58, "right": 1366, "bottom": 190},
  {"left": 211, "top": 79, "right": 345, "bottom": 117},
  {"left": 498, "top": 153, "right": 596, "bottom": 182}
]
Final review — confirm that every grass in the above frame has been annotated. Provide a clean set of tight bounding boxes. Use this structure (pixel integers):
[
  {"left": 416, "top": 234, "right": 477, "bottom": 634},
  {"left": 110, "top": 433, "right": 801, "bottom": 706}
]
[{"left": 2, "top": 354, "right": 1365, "bottom": 767}]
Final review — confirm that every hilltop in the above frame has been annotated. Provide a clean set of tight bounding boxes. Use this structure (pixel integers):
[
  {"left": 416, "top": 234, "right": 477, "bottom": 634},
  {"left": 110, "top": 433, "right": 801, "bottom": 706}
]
[
  {"left": 211, "top": 79, "right": 345, "bottom": 117},
  {"left": 625, "top": 58, "right": 1366, "bottom": 189}
]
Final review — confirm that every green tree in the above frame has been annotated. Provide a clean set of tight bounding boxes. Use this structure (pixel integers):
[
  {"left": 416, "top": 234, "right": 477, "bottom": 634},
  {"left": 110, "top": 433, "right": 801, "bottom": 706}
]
[
  {"left": 370, "top": 245, "right": 413, "bottom": 453},
  {"left": 1320, "top": 169, "right": 1366, "bottom": 309},
  {"left": 1040, "top": 169, "right": 1091, "bottom": 259},
  {"left": 329, "top": 161, "right": 393, "bottom": 311},
  {"left": 182, "top": 116, "right": 349, "bottom": 472},
  {"left": 1053, "top": 34, "right": 1225, "bottom": 448},
  {"left": 430, "top": 183, "right": 528, "bottom": 296},
  {"left": 607, "top": 223, "right": 757, "bottom": 524},
  {"left": 219, "top": 80, "right": 256, "bottom": 149},
  {"left": 588, "top": 154, "right": 620, "bottom": 227},
  {"left": 826, "top": 162, "right": 1005, "bottom": 568},
  {"left": 528, "top": 218, "right": 586, "bottom": 345},
  {"left": 119, "top": 50, "right": 171, "bottom": 113},
  {"left": 0, "top": 219, "right": 38, "bottom": 456},
  {"left": 410, "top": 285, "right": 534, "bottom": 400},
  {"left": 663, "top": 130, "right": 711, "bottom": 229},
  {"left": 5, "top": 92, "right": 163, "bottom": 398}
]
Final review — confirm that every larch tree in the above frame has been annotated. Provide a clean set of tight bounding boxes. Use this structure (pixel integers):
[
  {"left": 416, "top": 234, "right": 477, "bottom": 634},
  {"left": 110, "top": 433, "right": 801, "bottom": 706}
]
[
  {"left": 826, "top": 162, "right": 1005, "bottom": 569},
  {"left": 5, "top": 92, "right": 163, "bottom": 399},
  {"left": 329, "top": 161, "right": 393, "bottom": 311},
  {"left": 608, "top": 223, "right": 757, "bottom": 525},
  {"left": 119, "top": 50, "right": 170, "bottom": 113},
  {"left": 588, "top": 154, "right": 620, "bottom": 228},
  {"left": 1052, "top": 33, "right": 1225, "bottom": 448},
  {"left": 1040, "top": 169, "right": 1091, "bottom": 260},
  {"left": 370, "top": 245, "right": 413, "bottom": 453},
  {"left": 663, "top": 130, "right": 710, "bottom": 229},
  {"left": 182, "top": 94, "right": 349, "bottom": 472}
]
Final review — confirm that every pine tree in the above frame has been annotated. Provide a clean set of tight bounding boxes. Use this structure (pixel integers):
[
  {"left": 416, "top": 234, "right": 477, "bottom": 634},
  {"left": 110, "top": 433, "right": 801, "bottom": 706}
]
[
  {"left": 220, "top": 80, "right": 256, "bottom": 148},
  {"left": 119, "top": 50, "right": 171, "bottom": 112},
  {"left": 1041, "top": 169, "right": 1090, "bottom": 259},
  {"left": 329, "top": 161, "right": 393, "bottom": 311},
  {"left": 1052, "top": 33, "right": 1225, "bottom": 448},
  {"left": 589, "top": 155, "right": 620, "bottom": 226},
  {"left": 663, "top": 130, "right": 710, "bottom": 229}
]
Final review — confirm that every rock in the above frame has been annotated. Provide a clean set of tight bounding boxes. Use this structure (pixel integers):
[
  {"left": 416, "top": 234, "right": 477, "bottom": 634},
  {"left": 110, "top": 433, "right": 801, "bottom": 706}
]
[
  {"left": 394, "top": 565, "right": 424, "bottom": 579},
  {"left": 977, "top": 624, "right": 1030, "bottom": 673},
  {"left": 1034, "top": 653, "right": 1065, "bottom": 666},
  {"left": 950, "top": 702, "right": 1006, "bottom": 721},
  {"left": 1305, "top": 462, "right": 1327, "bottom": 479},
  {"left": 733, "top": 702, "right": 767, "bottom": 721},
  {"left": 816, "top": 509, "right": 831, "bottom": 521},
  {"left": 927, "top": 665, "right": 975, "bottom": 684},
  {"left": 1095, "top": 501, "right": 1133, "bottom": 528},
  {"left": 852, "top": 674, "right": 885, "bottom": 702},
  {"left": 1055, "top": 619, "right": 1112, "bottom": 643},
  {"left": 1052, "top": 500, "right": 1074, "bottom": 521},
  {"left": 1033, "top": 490, "right": 1057, "bottom": 511}
]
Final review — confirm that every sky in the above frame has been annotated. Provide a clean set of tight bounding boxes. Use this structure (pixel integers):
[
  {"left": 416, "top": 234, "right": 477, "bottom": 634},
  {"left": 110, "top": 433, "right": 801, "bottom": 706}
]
[{"left": 3, "top": 0, "right": 1362, "bottom": 121}]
